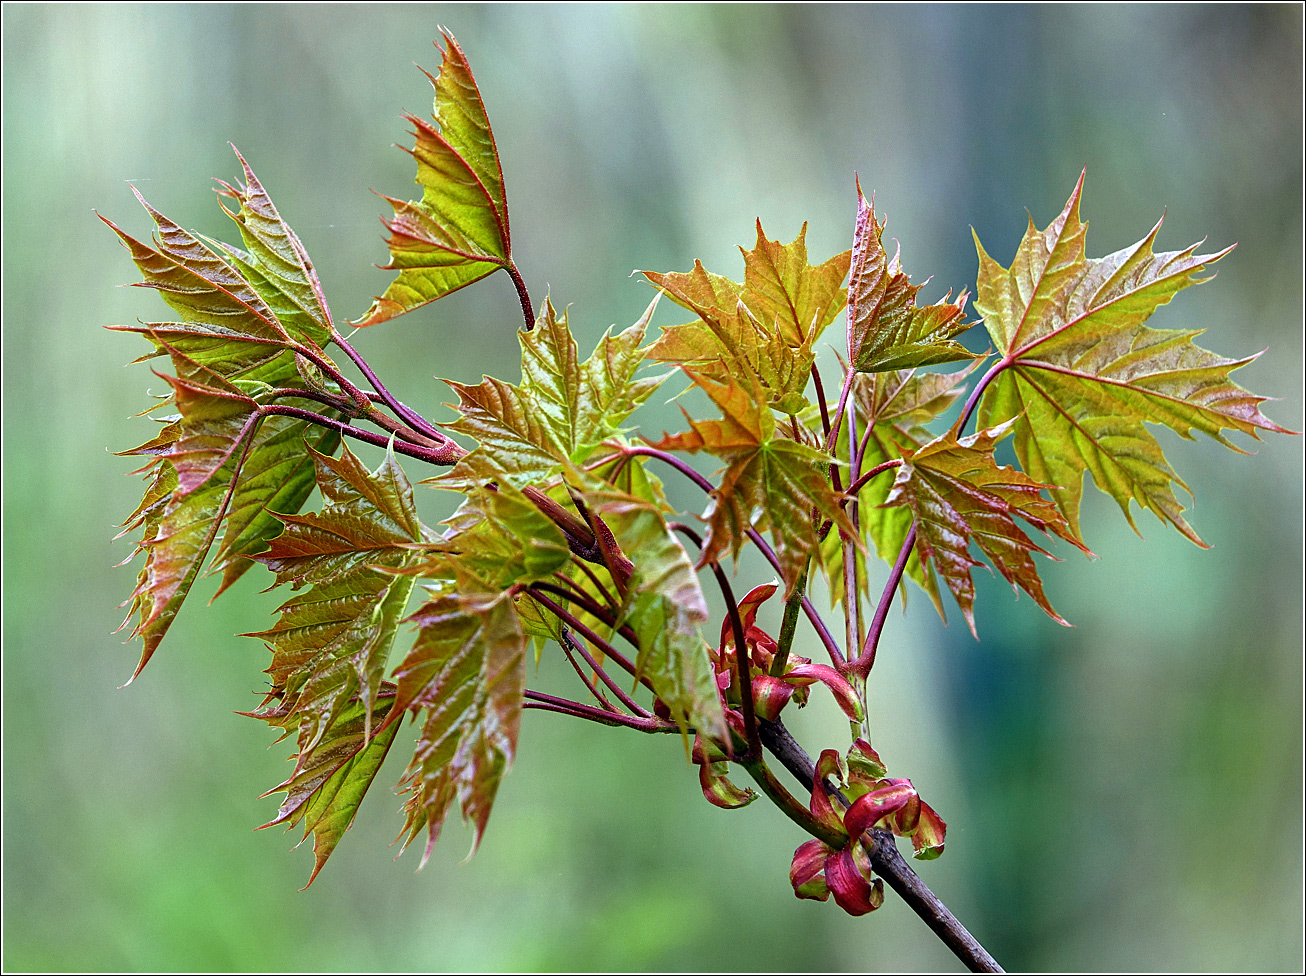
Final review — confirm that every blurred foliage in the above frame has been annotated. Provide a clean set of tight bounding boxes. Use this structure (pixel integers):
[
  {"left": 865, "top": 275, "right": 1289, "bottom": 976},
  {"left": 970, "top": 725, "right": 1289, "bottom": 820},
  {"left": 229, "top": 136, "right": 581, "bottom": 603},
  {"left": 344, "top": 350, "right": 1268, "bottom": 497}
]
[{"left": 3, "top": 4, "right": 1301, "bottom": 971}]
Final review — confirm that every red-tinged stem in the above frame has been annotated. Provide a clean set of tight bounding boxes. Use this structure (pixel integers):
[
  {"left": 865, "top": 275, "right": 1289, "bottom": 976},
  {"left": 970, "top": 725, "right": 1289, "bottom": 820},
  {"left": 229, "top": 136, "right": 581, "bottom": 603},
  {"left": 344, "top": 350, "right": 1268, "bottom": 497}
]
[
  {"left": 747, "top": 528, "right": 845, "bottom": 668},
  {"left": 557, "top": 628, "right": 617, "bottom": 713},
  {"left": 670, "top": 523, "right": 760, "bottom": 760},
  {"left": 770, "top": 559, "right": 808, "bottom": 678},
  {"left": 266, "top": 386, "right": 451, "bottom": 450},
  {"left": 623, "top": 445, "right": 846, "bottom": 668},
  {"left": 823, "top": 365, "right": 856, "bottom": 456},
  {"left": 263, "top": 386, "right": 357, "bottom": 415},
  {"left": 291, "top": 344, "right": 374, "bottom": 413},
  {"left": 529, "top": 581, "right": 638, "bottom": 655},
  {"left": 524, "top": 691, "right": 674, "bottom": 733},
  {"left": 624, "top": 444, "right": 713, "bottom": 493},
  {"left": 853, "top": 411, "right": 877, "bottom": 474},
  {"left": 331, "top": 332, "right": 448, "bottom": 442},
  {"left": 843, "top": 458, "right": 904, "bottom": 502},
  {"left": 527, "top": 587, "right": 651, "bottom": 707},
  {"left": 811, "top": 363, "right": 832, "bottom": 441},
  {"left": 843, "top": 394, "right": 862, "bottom": 660},
  {"left": 758, "top": 718, "right": 1003, "bottom": 974},
  {"left": 569, "top": 559, "right": 620, "bottom": 613},
  {"left": 851, "top": 523, "right": 917, "bottom": 679},
  {"left": 257, "top": 404, "right": 464, "bottom": 466},
  {"left": 559, "top": 623, "right": 650, "bottom": 718},
  {"left": 955, "top": 357, "right": 1010, "bottom": 436},
  {"left": 572, "top": 490, "right": 632, "bottom": 601},
  {"left": 507, "top": 262, "right": 535, "bottom": 332}
]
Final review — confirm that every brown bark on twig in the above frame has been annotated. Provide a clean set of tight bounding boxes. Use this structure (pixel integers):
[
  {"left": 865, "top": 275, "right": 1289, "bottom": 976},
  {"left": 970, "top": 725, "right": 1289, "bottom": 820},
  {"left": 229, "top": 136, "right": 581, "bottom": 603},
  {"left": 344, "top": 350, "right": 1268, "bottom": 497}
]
[{"left": 758, "top": 719, "right": 1003, "bottom": 974}]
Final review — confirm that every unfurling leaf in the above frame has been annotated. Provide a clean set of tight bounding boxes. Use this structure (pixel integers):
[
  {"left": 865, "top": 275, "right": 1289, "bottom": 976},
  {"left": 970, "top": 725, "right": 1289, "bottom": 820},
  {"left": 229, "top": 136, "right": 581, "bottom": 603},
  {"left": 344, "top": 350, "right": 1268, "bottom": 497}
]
[
  {"left": 974, "top": 172, "right": 1293, "bottom": 545},
  {"left": 357, "top": 29, "right": 513, "bottom": 326},
  {"left": 847, "top": 183, "right": 978, "bottom": 373},
  {"left": 651, "top": 370, "right": 853, "bottom": 597},
  {"left": 882, "top": 422, "right": 1090, "bottom": 637}
]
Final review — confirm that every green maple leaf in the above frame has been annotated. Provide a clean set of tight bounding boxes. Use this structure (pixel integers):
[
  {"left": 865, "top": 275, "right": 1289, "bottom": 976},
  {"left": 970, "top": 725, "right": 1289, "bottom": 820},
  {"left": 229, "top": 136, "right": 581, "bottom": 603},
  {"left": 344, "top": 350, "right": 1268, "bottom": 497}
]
[
  {"left": 650, "top": 369, "right": 854, "bottom": 597},
  {"left": 882, "top": 422, "right": 1089, "bottom": 637},
  {"left": 445, "top": 299, "right": 662, "bottom": 487},
  {"left": 847, "top": 183, "right": 979, "bottom": 374},
  {"left": 416, "top": 469, "right": 572, "bottom": 591},
  {"left": 391, "top": 581, "right": 526, "bottom": 864},
  {"left": 643, "top": 223, "right": 850, "bottom": 413},
  {"left": 106, "top": 164, "right": 343, "bottom": 677},
  {"left": 582, "top": 488, "right": 726, "bottom": 743},
  {"left": 256, "top": 691, "right": 401, "bottom": 888},
  {"left": 247, "top": 444, "right": 429, "bottom": 749},
  {"left": 974, "top": 172, "right": 1293, "bottom": 545},
  {"left": 357, "top": 29, "right": 514, "bottom": 326},
  {"left": 820, "top": 364, "right": 979, "bottom": 616}
]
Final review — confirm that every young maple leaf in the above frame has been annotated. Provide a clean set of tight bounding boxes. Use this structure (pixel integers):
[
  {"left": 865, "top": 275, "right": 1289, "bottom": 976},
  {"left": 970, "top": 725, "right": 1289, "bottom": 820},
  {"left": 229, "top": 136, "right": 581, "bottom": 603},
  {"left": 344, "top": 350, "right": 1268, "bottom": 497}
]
[
  {"left": 582, "top": 488, "right": 727, "bottom": 745},
  {"left": 847, "top": 182, "right": 980, "bottom": 374},
  {"left": 974, "top": 171, "right": 1294, "bottom": 545},
  {"left": 881, "top": 422, "right": 1091, "bottom": 638},
  {"left": 650, "top": 368, "right": 854, "bottom": 597},
  {"left": 444, "top": 298, "right": 662, "bottom": 487},
  {"left": 255, "top": 691, "right": 401, "bottom": 889},
  {"left": 642, "top": 223, "right": 850, "bottom": 414},
  {"left": 357, "top": 29, "right": 515, "bottom": 326},
  {"left": 390, "top": 581, "right": 527, "bottom": 865},
  {"left": 247, "top": 443, "right": 430, "bottom": 749},
  {"left": 820, "top": 363, "right": 981, "bottom": 617},
  {"left": 646, "top": 221, "right": 851, "bottom": 346},
  {"left": 106, "top": 162, "right": 343, "bottom": 678}
]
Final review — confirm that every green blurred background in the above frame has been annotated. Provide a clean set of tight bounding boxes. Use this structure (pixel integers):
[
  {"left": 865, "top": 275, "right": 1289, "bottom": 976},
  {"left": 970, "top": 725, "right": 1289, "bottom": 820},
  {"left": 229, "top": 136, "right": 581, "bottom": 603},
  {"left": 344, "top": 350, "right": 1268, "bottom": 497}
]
[{"left": 3, "top": 4, "right": 1302, "bottom": 971}]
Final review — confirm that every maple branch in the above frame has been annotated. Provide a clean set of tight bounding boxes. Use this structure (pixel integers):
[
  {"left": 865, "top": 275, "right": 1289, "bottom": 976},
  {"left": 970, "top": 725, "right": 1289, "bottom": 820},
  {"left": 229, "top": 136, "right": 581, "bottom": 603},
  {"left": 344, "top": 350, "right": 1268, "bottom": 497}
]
[
  {"left": 622, "top": 445, "right": 845, "bottom": 667},
  {"left": 526, "top": 585, "right": 649, "bottom": 699},
  {"left": 524, "top": 691, "right": 673, "bottom": 732},
  {"left": 671, "top": 523, "right": 761, "bottom": 761},
  {"left": 850, "top": 523, "right": 917, "bottom": 679},
  {"left": 758, "top": 718, "right": 1003, "bottom": 974},
  {"left": 507, "top": 262, "right": 535, "bottom": 332},
  {"left": 844, "top": 458, "right": 903, "bottom": 500},
  {"left": 331, "top": 332, "right": 449, "bottom": 441},
  {"left": 557, "top": 627, "right": 618, "bottom": 713}
]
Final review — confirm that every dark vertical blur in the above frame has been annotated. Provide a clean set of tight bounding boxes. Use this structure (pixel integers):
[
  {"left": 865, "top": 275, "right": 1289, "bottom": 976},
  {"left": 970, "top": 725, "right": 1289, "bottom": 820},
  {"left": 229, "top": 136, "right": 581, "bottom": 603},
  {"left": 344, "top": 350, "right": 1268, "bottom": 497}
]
[{"left": 3, "top": 5, "right": 1300, "bottom": 971}]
